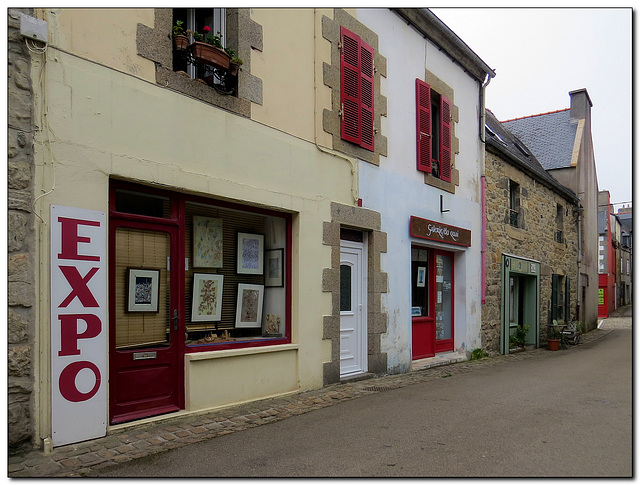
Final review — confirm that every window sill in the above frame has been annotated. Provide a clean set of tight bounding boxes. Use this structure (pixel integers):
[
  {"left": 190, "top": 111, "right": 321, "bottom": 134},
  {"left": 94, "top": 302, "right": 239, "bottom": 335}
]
[
  {"left": 505, "top": 224, "right": 526, "bottom": 241},
  {"left": 185, "top": 342, "right": 298, "bottom": 361},
  {"left": 423, "top": 169, "right": 458, "bottom": 194}
]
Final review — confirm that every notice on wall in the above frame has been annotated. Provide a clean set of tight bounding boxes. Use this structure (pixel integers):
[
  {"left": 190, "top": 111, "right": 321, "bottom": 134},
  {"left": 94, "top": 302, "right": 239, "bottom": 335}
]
[{"left": 50, "top": 205, "right": 107, "bottom": 447}]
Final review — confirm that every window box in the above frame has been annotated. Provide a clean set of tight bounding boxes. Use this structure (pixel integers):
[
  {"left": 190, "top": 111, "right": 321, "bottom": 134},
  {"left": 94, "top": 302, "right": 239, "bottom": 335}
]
[
  {"left": 189, "top": 41, "right": 231, "bottom": 70},
  {"left": 173, "top": 34, "right": 189, "bottom": 51}
]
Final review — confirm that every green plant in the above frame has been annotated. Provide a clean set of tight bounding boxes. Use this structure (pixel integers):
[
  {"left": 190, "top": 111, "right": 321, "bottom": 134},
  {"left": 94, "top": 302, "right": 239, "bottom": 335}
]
[
  {"left": 173, "top": 20, "right": 185, "bottom": 37},
  {"left": 470, "top": 348, "right": 488, "bottom": 360},
  {"left": 515, "top": 324, "right": 530, "bottom": 347}
]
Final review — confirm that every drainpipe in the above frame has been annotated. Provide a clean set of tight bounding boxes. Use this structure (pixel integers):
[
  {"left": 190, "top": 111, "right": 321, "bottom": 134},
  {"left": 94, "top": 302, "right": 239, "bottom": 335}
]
[
  {"left": 312, "top": 8, "right": 359, "bottom": 206},
  {"left": 480, "top": 74, "right": 492, "bottom": 304},
  {"left": 575, "top": 206, "right": 584, "bottom": 324}
]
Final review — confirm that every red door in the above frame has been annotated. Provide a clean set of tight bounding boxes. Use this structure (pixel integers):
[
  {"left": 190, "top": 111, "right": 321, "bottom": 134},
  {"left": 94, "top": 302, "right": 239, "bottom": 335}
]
[
  {"left": 109, "top": 220, "right": 183, "bottom": 424},
  {"left": 411, "top": 248, "right": 454, "bottom": 359}
]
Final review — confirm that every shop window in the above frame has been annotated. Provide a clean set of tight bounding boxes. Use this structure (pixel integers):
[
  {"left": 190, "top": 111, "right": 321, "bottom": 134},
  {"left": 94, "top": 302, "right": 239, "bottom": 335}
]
[
  {"left": 411, "top": 247, "right": 430, "bottom": 317},
  {"left": 110, "top": 183, "right": 290, "bottom": 352},
  {"left": 340, "top": 26, "right": 375, "bottom": 152},
  {"left": 416, "top": 79, "right": 452, "bottom": 182}
]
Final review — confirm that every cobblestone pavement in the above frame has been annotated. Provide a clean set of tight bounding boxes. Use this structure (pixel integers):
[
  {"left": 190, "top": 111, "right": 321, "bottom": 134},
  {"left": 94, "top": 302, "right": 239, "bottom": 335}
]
[{"left": 8, "top": 309, "right": 630, "bottom": 478}]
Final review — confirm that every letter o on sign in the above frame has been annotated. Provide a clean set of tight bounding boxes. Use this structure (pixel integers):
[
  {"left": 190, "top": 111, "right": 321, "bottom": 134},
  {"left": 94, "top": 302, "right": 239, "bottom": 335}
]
[{"left": 59, "top": 361, "right": 101, "bottom": 402}]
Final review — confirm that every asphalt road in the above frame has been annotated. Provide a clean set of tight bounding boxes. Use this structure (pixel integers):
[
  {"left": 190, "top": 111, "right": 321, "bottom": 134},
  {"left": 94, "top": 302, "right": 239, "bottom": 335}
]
[{"left": 96, "top": 328, "right": 632, "bottom": 478}]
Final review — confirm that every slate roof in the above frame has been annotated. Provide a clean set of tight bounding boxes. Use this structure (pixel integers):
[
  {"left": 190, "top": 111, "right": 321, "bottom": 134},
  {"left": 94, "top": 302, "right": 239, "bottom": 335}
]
[
  {"left": 484, "top": 109, "right": 578, "bottom": 203},
  {"left": 502, "top": 109, "right": 578, "bottom": 170}
]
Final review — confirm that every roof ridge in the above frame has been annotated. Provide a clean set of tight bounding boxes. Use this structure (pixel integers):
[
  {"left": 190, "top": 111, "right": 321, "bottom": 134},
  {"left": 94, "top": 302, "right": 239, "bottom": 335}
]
[{"left": 501, "top": 108, "right": 570, "bottom": 123}]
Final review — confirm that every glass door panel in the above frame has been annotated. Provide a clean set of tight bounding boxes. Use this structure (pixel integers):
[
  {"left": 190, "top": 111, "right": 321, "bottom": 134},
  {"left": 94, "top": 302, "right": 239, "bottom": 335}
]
[{"left": 435, "top": 253, "right": 453, "bottom": 341}]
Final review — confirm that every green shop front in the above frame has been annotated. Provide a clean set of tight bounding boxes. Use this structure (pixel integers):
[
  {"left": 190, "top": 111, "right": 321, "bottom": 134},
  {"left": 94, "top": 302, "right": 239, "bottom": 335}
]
[{"left": 501, "top": 254, "right": 540, "bottom": 354}]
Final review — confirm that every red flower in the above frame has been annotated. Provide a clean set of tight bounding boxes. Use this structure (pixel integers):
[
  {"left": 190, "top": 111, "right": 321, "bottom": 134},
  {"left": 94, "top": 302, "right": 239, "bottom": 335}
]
[{"left": 202, "top": 26, "right": 211, "bottom": 33}]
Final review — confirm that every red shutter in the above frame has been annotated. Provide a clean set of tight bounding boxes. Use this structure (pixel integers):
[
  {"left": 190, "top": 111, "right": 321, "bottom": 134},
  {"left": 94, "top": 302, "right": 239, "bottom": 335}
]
[
  {"left": 440, "top": 95, "right": 452, "bottom": 182},
  {"left": 359, "top": 40, "right": 375, "bottom": 152},
  {"left": 341, "top": 27, "right": 361, "bottom": 146},
  {"left": 415, "top": 79, "right": 432, "bottom": 173}
]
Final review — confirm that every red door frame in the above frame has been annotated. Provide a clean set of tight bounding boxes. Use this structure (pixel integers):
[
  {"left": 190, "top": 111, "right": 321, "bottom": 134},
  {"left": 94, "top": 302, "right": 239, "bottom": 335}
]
[
  {"left": 411, "top": 248, "right": 455, "bottom": 359},
  {"left": 108, "top": 216, "right": 185, "bottom": 424}
]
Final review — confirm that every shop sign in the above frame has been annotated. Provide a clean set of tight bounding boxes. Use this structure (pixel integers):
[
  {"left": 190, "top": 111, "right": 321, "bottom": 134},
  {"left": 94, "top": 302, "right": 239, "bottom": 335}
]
[
  {"left": 410, "top": 216, "right": 471, "bottom": 247},
  {"left": 51, "top": 205, "right": 107, "bottom": 446}
]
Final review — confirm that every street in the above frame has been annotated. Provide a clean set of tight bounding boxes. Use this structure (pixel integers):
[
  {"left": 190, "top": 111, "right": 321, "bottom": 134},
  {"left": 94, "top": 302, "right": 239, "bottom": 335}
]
[{"left": 94, "top": 323, "right": 632, "bottom": 477}]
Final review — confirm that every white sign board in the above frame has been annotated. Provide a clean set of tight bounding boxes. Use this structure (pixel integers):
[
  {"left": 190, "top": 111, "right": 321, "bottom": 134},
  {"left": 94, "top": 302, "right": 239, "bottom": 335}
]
[{"left": 50, "top": 205, "right": 107, "bottom": 446}]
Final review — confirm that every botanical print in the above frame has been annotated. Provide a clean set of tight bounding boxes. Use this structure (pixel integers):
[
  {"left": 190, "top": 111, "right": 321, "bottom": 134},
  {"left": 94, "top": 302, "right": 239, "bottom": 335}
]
[
  {"left": 240, "top": 288, "right": 259, "bottom": 322},
  {"left": 134, "top": 277, "right": 153, "bottom": 304},
  {"left": 191, "top": 273, "right": 224, "bottom": 321},
  {"left": 197, "top": 278, "right": 219, "bottom": 317},
  {"left": 193, "top": 216, "right": 223, "bottom": 268},
  {"left": 241, "top": 237, "right": 260, "bottom": 270}
]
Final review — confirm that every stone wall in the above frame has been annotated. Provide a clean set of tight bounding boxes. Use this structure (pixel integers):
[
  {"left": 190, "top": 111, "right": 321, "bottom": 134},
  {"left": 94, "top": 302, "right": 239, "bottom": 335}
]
[
  {"left": 8, "top": 8, "right": 36, "bottom": 449},
  {"left": 483, "top": 149, "right": 579, "bottom": 352}
]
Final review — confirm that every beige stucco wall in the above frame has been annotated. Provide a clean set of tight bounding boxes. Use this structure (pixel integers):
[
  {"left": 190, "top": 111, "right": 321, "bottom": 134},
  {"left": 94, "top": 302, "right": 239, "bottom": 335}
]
[{"left": 31, "top": 9, "right": 357, "bottom": 442}]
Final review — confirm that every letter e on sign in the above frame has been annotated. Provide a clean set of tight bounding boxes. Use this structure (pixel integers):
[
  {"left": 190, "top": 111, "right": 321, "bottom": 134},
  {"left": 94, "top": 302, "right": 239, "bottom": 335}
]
[{"left": 50, "top": 205, "right": 107, "bottom": 447}]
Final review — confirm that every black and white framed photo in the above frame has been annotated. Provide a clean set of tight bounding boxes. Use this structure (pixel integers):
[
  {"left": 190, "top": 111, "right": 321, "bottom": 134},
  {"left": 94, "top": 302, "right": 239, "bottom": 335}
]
[
  {"left": 265, "top": 248, "right": 284, "bottom": 287},
  {"left": 237, "top": 233, "right": 264, "bottom": 275},
  {"left": 235, "top": 284, "right": 264, "bottom": 328},
  {"left": 127, "top": 268, "right": 160, "bottom": 312}
]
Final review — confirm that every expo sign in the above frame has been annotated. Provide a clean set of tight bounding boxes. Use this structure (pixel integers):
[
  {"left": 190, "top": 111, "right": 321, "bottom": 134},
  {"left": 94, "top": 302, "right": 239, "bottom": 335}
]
[{"left": 51, "top": 205, "right": 107, "bottom": 446}]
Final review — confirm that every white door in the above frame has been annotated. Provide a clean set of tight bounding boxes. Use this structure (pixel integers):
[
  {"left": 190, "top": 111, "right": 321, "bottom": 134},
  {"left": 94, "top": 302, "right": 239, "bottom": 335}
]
[{"left": 340, "top": 240, "right": 367, "bottom": 377}]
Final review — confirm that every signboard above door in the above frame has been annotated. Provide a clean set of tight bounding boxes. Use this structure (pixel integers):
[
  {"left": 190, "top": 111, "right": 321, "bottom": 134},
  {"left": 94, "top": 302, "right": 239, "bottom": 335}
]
[{"left": 410, "top": 216, "right": 471, "bottom": 247}]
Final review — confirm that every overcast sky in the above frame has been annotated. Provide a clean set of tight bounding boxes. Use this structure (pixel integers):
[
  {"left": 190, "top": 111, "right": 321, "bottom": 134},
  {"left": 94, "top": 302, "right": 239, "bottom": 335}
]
[{"left": 430, "top": 7, "right": 633, "bottom": 210}]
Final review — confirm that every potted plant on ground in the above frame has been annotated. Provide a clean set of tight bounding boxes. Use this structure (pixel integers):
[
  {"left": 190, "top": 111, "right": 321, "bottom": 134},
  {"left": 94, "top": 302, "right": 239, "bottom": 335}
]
[
  {"left": 548, "top": 320, "right": 561, "bottom": 351},
  {"left": 172, "top": 20, "right": 189, "bottom": 51},
  {"left": 188, "top": 26, "right": 231, "bottom": 70}
]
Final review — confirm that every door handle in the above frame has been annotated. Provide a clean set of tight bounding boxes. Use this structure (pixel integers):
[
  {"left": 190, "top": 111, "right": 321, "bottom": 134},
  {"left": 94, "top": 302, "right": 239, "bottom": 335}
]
[{"left": 173, "top": 309, "right": 179, "bottom": 331}]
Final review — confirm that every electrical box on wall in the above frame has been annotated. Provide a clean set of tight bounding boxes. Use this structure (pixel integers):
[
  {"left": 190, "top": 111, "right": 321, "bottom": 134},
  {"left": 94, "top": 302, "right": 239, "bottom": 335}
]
[{"left": 20, "top": 13, "right": 47, "bottom": 42}]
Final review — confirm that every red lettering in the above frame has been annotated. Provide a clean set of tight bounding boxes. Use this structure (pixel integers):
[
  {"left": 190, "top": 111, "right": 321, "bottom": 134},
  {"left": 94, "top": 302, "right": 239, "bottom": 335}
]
[
  {"left": 58, "top": 314, "right": 102, "bottom": 356},
  {"left": 59, "top": 361, "right": 101, "bottom": 402},
  {"left": 57, "top": 217, "right": 101, "bottom": 261},
  {"left": 58, "top": 266, "right": 100, "bottom": 307}
]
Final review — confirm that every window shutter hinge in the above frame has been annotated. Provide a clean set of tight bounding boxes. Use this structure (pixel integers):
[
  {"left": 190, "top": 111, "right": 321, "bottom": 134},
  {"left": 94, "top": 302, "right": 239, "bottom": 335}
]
[{"left": 340, "top": 103, "right": 344, "bottom": 120}]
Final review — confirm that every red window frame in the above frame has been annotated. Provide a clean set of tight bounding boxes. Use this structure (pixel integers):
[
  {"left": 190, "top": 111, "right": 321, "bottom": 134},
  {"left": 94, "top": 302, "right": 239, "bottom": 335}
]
[
  {"left": 341, "top": 26, "right": 375, "bottom": 152},
  {"left": 415, "top": 79, "right": 452, "bottom": 182},
  {"left": 109, "top": 180, "right": 292, "bottom": 354}
]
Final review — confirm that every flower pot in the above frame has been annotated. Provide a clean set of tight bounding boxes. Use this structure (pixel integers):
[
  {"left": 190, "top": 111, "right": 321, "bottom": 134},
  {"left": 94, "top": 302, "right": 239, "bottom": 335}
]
[
  {"left": 229, "top": 61, "right": 240, "bottom": 76},
  {"left": 189, "top": 42, "right": 230, "bottom": 70},
  {"left": 173, "top": 35, "right": 189, "bottom": 51},
  {"left": 547, "top": 338, "right": 560, "bottom": 351}
]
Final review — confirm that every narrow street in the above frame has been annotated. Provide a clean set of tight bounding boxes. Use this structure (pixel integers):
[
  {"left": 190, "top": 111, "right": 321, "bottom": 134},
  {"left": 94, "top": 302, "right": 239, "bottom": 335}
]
[{"left": 92, "top": 311, "right": 632, "bottom": 478}]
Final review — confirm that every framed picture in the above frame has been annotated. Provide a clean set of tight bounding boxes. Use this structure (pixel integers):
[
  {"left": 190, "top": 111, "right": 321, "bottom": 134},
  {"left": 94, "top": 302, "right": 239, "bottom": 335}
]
[
  {"left": 235, "top": 284, "right": 264, "bottom": 328},
  {"left": 191, "top": 273, "right": 224, "bottom": 322},
  {"left": 127, "top": 269, "right": 160, "bottom": 312},
  {"left": 265, "top": 249, "right": 284, "bottom": 287},
  {"left": 411, "top": 306, "right": 422, "bottom": 317},
  {"left": 237, "top": 233, "right": 264, "bottom": 275},
  {"left": 417, "top": 266, "right": 426, "bottom": 287},
  {"left": 193, "top": 216, "right": 223, "bottom": 268}
]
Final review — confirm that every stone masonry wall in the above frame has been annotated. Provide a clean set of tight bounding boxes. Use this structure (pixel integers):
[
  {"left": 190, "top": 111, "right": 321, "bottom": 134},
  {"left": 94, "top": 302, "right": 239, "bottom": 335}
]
[
  {"left": 483, "top": 149, "right": 579, "bottom": 352},
  {"left": 8, "top": 8, "right": 36, "bottom": 449}
]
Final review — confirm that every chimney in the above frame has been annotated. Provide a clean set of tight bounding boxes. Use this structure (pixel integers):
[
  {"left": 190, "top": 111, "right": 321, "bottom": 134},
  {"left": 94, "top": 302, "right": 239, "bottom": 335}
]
[{"left": 569, "top": 88, "right": 593, "bottom": 123}]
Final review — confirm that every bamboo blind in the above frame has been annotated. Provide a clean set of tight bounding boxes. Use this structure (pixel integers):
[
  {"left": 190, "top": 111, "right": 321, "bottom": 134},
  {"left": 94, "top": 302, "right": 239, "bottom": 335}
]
[
  {"left": 185, "top": 202, "right": 265, "bottom": 334},
  {"left": 115, "top": 228, "right": 170, "bottom": 349}
]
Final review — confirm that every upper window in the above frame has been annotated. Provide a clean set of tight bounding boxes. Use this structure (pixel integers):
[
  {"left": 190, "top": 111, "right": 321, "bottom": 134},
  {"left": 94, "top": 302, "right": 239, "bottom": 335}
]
[
  {"left": 173, "top": 8, "right": 239, "bottom": 95},
  {"left": 416, "top": 79, "right": 452, "bottom": 182},
  {"left": 555, "top": 204, "right": 564, "bottom": 243},
  {"left": 509, "top": 180, "right": 520, "bottom": 228},
  {"left": 340, "top": 27, "right": 375, "bottom": 152}
]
